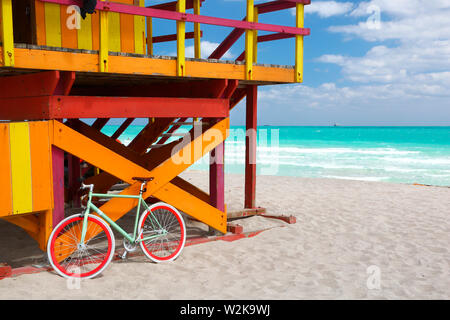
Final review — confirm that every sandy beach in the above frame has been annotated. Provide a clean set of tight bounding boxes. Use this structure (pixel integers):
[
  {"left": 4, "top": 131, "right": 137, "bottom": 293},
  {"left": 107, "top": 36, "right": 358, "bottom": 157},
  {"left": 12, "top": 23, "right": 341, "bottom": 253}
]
[{"left": 0, "top": 170, "right": 449, "bottom": 299}]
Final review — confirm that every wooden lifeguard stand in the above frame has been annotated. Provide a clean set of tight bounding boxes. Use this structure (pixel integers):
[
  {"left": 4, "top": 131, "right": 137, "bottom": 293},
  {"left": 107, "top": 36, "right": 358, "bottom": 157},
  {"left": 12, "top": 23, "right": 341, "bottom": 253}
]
[{"left": 0, "top": 0, "right": 310, "bottom": 251}]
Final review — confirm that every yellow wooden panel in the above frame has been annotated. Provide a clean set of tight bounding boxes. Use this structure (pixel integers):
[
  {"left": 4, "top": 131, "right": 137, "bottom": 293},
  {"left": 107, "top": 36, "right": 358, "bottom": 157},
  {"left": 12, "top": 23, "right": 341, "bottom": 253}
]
[
  {"left": 1, "top": 0, "right": 15, "bottom": 66},
  {"left": 9, "top": 122, "right": 33, "bottom": 215},
  {"left": 44, "top": 3, "right": 62, "bottom": 47},
  {"left": 0, "top": 124, "right": 12, "bottom": 217},
  {"left": 99, "top": 9, "right": 109, "bottom": 72},
  {"left": 77, "top": 12, "right": 93, "bottom": 50},
  {"left": 109, "top": 12, "right": 121, "bottom": 52},
  {"left": 134, "top": 0, "right": 145, "bottom": 54},
  {"left": 29, "top": 121, "right": 53, "bottom": 213}
]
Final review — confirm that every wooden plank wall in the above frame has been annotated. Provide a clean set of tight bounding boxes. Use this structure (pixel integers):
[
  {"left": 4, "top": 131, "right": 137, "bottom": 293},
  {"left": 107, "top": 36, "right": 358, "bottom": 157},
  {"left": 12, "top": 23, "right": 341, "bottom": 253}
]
[
  {"left": 0, "top": 121, "right": 53, "bottom": 217},
  {"left": 34, "top": 0, "right": 146, "bottom": 54}
]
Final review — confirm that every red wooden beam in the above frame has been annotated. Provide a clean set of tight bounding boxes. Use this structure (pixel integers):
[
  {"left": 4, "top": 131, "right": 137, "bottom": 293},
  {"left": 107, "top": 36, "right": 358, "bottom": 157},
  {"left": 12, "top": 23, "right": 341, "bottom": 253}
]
[
  {"left": 91, "top": 118, "right": 110, "bottom": 130},
  {"left": 236, "top": 33, "right": 297, "bottom": 61},
  {"left": 111, "top": 118, "right": 135, "bottom": 140},
  {"left": 0, "top": 96, "right": 230, "bottom": 119},
  {"left": 245, "top": 85, "right": 257, "bottom": 209},
  {"left": 208, "top": 0, "right": 311, "bottom": 60},
  {"left": 70, "top": 79, "right": 231, "bottom": 98},
  {"left": 0, "top": 71, "right": 60, "bottom": 98},
  {"left": 256, "top": 0, "right": 311, "bottom": 14},
  {"left": 156, "top": 117, "right": 188, "bottom": 145},
  {"left": 208, "top": 21, "right": 245, "bottom": 60},
  {"left": 152, "top": 31, "right": 201, "bottom": 43}
]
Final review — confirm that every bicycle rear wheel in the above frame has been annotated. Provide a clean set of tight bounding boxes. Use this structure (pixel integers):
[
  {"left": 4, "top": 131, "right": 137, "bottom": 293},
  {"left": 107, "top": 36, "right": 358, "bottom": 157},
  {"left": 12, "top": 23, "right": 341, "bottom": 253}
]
[
  {"left": 47, "top": 214, "right": 115, "bottom": 279},
  {"left": 139, "top": 202, "right": 186, "bottom": 263}
]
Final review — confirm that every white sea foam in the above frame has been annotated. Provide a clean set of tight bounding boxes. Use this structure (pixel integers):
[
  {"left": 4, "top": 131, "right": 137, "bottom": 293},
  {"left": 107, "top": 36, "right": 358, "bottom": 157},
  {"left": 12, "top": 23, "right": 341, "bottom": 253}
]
[{"left": 323, "top": 176, "right": 390, "bottom": 182}]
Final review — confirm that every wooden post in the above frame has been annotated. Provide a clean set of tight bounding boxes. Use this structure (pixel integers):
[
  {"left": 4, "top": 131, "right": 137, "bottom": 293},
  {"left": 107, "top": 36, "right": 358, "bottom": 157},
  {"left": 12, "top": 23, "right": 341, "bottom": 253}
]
[
  {"left": 209, "top": 141, "right": 225, "bottom": 211},
  {"left": 295, "top": 2, "right": 304, "bottom": 83},
  {"left": 209, "top": 121, "right": 225, "bottom": 234},
  {"left": 193, "top": 0, "right": 201, "bottom": 59},
  {"left": 68, "top": 154, "right": 81, "bottom": 207},
  {"left": 51, "top": 146, "right": 65, "bottom": 227},
  {"left": 176, "top": 0, "right": 186, "bottom": 76},
  {"left": 0, "top": 0, "right": 14, "bottom": 66},
  {"left": 99, "top": 0, "right": 109, "bottom": 72},
  {"left": 245, "top": 85, "right": 257, "bottom": 209},
  {"left": 253, "top": 7, "right": 258, "bottom": 63},
  {"left": 147, "top": 17, "right": 153, "bottom": 55},
  {"left": 245, "top": 0, "right": 254, "bottom": 80}
]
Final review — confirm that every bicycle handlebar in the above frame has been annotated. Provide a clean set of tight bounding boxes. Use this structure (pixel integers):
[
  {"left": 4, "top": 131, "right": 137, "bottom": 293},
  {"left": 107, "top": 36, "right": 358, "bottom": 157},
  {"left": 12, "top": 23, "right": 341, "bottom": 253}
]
[{"left": 80, "top": 183, "right": 94, "bottom": 192}]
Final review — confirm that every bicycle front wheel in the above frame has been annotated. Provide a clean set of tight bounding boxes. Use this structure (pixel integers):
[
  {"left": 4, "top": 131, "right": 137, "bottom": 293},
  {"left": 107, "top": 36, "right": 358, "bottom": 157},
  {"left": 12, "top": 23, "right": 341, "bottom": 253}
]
[
  {"left": 139, "top": 202, "right": 186, "bottom": 263},
  {"left": 47, "top": 214, "right": 115, "bottom": 279}
]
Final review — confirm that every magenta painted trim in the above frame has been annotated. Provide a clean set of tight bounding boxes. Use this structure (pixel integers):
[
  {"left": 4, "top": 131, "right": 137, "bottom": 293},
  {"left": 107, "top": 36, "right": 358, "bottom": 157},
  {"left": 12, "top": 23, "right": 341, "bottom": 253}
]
[{"left": 40, "top": 0, "right": 310, "bottom": 36}]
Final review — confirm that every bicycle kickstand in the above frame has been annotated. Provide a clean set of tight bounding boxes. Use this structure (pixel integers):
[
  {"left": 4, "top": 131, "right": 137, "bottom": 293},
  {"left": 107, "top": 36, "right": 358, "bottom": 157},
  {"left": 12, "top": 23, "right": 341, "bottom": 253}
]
[{"left": 118, "top": 250, "right": 128, "bottom": 260}]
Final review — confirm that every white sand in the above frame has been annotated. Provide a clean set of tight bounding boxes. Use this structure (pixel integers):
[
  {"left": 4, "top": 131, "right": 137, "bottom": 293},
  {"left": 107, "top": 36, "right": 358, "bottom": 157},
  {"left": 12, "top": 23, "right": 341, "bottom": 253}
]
[{"left": 0, "top": 170, "right": 449, "bottom": 299}]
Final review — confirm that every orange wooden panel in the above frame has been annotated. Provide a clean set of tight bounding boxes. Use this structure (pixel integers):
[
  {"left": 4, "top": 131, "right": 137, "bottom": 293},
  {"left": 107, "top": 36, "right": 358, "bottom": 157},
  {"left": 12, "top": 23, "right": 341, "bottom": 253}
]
[
  {"left": 1, "top": 215, "right": 39, "bottom": 238},
  {"left": 34, "top": 0, "right": 46, "bottom": 45},
  {"left": 118, "top": 0, "right": 134, "bottom": 53},
  {"left": 7, "top": 47, "right": 296, "bottom": 83},
  {"left": 0, "top": 124, "right": 12, "bottom": 217},
  {"left": 91, "top": 10, "right": 100, "bottom": 51},
  {"left": 60, "top": 4, "right": 78, "bottom": 49},
  {"left": 29, "top": 121, "right": 53, "bottom": 213},
  {"left": 153, "top": 183, "right": 227, "bottom": 234},
  {"left": 13, "top": 47, "right": 98, "bottom": 72},
  {"left": 38, "top": 209, "right": 53, "bottom": 251}
]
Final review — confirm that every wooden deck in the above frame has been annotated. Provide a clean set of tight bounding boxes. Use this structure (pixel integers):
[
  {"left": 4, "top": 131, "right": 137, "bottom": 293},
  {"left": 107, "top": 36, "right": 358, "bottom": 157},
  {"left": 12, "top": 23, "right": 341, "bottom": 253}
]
[{"left": 0, "top": 43, "right": 296, "bottom": 85}]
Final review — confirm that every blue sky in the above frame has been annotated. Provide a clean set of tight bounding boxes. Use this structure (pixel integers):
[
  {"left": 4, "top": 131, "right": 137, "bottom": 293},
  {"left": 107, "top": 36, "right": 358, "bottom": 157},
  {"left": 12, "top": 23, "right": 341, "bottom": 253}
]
[{"left": 132, "top": 1, "right": 450, "bottom": 125}]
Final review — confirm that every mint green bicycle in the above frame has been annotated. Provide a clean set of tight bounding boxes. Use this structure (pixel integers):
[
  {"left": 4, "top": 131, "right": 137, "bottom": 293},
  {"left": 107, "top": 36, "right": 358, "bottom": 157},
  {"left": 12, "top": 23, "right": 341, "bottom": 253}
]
[{"left": 47, "top": 177, "right": 186, "bottom": 279}]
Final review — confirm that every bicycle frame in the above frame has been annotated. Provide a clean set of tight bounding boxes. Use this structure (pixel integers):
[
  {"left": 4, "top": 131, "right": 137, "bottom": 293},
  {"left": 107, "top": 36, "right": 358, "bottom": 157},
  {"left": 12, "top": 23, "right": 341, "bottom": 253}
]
[{"left": 79, "top": 183, "right": 166, "bottom": 245}]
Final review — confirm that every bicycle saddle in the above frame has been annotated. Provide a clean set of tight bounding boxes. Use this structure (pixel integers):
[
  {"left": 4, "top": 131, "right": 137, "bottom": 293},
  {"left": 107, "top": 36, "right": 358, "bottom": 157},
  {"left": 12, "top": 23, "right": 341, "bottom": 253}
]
[{"left": 132, "top": 177, "right": 154, "bottom": 182}]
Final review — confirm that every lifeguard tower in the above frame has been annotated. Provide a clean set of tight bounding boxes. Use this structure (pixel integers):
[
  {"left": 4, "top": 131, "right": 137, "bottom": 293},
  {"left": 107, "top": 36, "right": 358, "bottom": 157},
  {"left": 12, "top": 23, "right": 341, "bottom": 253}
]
[{"left": 0, "top": 0, "right": 310, "bottom": 252}]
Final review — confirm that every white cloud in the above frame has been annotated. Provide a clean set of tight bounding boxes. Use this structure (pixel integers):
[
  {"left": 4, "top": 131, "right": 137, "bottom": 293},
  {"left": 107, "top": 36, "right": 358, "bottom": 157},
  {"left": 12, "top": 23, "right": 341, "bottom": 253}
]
[
  {"left": 295, "top": 0, "right": 450, "bottom": 124},
  {"left": 170, "top": 41, "right": 234, "bottom": 59},
  {"left": 291, "top": 1, "right": 354, "bottom": 18},
  {"left": 186, "top": 41, "right": 234, "bottom": 59}
]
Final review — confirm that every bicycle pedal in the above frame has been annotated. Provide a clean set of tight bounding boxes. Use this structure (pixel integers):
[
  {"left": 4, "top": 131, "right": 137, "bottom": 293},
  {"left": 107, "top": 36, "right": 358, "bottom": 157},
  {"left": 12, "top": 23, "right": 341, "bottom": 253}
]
[{"left": 119, "top": 251, "right": 128, "bottom": 260}]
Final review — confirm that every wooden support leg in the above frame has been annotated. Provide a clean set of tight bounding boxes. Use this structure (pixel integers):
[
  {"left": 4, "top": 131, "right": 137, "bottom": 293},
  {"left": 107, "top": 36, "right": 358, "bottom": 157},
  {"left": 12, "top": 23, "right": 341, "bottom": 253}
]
[
  {"left": 245, "top": 85, "right": 257, "bottom": 209},
  {"left": 52, "top": 146, "right": 65, "bottom": 227},
  {"left": 68, "top": 154, "right": 81, "bottom": 207},
  {"left": 209, "top": 139, "right": 225, "bottom": 234},
  {"left": 209, "top": 143, "right": 225, "bottom": 211},
  {"left": 38, "top": 209, "right": 53, "bottom": 251}
]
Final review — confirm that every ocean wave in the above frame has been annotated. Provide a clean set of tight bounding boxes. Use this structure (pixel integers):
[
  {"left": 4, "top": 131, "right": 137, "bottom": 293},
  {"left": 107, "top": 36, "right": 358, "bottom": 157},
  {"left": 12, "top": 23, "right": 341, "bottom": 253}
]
[{"left": 323, "top": 176, "right": 390, "bottom": 182}]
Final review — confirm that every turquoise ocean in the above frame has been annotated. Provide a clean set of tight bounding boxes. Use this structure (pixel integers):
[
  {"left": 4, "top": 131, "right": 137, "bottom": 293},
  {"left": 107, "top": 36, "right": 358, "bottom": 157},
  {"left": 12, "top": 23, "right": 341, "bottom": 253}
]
[{"left": 102, "top": 126, "right": 450, "bottom": 187}]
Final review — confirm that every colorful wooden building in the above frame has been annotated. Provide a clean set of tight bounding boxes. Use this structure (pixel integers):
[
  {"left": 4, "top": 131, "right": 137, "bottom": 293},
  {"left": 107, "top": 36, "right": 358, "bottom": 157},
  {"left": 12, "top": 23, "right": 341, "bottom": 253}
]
[{"left": 0, "top": 0, "right": 310, "bottom": 251}]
